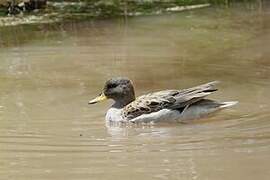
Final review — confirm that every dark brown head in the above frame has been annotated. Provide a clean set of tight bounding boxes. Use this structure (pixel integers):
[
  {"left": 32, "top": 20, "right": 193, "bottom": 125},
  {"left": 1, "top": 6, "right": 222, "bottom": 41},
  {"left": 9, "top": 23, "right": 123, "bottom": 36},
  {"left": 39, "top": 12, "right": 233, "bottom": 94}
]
[{"left": 88, "top": 77, "right": 135, "bottom": 107}]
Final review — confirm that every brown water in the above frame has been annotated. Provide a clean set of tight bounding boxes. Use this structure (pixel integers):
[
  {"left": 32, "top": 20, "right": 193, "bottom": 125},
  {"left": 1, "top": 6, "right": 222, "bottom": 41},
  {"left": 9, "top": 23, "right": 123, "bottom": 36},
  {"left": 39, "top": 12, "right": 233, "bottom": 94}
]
[{"left": 1, "top": 5, "right": 270, "bottom": 180}]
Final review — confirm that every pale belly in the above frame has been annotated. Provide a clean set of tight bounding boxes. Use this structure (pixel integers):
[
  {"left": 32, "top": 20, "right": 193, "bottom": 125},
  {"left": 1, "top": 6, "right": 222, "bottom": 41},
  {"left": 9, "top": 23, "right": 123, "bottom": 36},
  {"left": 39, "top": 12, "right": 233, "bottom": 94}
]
[{"left": 105, "top": 101, "right": 230, "bottom": 123}]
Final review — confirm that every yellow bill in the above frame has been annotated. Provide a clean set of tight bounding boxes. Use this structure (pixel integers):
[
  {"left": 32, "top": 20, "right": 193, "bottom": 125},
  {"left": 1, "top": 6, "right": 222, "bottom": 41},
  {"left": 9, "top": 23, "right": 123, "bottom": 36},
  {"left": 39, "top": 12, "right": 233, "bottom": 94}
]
[{"left": 88, "top": 93, "right": 108, "bottom": 104}]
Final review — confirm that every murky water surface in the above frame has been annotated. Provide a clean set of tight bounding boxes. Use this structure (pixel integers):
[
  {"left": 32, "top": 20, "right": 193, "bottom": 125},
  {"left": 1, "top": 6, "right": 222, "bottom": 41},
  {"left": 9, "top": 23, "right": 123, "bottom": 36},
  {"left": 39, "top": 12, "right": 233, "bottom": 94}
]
[{"left": 1, "top": 5, "right": 270, "bottom": 180}]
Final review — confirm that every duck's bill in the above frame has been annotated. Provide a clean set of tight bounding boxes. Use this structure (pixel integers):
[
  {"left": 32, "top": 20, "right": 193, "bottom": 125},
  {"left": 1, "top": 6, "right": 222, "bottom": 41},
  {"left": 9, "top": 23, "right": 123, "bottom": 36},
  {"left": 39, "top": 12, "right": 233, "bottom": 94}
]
[{"left": 88, "top": 93, "right": 107, "bottom": 104}]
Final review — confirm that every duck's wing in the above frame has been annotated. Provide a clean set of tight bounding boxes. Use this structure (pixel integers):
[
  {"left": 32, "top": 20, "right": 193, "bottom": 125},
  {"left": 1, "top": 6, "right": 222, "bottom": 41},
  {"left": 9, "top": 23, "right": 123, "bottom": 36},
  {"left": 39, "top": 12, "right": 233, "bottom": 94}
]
[{"left": 122, "top": 81, "right": 219, "bottom": 120}]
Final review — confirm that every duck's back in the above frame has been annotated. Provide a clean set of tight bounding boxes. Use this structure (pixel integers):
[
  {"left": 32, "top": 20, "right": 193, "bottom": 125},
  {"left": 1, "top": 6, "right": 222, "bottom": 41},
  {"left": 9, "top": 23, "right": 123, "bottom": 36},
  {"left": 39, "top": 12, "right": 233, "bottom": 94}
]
[{"left": 121, "top": 81, "right": 219, "bottom": 121}]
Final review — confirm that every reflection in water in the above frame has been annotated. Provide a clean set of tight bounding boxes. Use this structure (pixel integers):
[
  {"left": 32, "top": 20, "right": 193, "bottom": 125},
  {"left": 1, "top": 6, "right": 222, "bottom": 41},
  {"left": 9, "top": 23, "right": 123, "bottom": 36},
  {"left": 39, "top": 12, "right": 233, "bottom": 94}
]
[{"left": 1, "top": 4, "right": 270, "bottom": 180}]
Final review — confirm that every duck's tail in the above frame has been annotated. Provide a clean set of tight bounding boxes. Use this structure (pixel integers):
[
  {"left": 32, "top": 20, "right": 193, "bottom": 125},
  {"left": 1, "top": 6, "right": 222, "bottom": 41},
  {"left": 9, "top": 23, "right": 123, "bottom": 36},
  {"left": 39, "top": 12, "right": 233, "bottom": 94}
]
[{"left": 219, "top": 101, "right": 238, "bottom": 108}]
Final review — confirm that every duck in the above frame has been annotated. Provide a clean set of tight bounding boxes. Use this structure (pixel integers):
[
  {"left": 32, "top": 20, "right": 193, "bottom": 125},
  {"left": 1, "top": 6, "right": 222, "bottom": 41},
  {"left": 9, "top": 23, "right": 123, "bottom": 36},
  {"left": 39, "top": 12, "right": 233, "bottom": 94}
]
[{"left": 88, "top": 77, "right": 237, "bottom": 123}]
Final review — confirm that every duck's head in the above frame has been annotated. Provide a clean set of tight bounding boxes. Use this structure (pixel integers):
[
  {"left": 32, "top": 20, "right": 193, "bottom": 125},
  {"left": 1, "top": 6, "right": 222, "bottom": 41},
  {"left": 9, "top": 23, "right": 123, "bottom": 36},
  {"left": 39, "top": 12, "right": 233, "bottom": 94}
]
[{"left": 88, "top": 77, "right": 135, "bottom": 107}]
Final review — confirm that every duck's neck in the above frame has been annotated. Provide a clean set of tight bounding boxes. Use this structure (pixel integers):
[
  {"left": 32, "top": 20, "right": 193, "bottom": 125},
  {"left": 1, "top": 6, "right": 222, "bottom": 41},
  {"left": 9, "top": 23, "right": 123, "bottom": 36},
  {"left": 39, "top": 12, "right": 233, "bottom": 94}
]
[{"left": 112, "top": 95, "right": 135, "bottom": 109}]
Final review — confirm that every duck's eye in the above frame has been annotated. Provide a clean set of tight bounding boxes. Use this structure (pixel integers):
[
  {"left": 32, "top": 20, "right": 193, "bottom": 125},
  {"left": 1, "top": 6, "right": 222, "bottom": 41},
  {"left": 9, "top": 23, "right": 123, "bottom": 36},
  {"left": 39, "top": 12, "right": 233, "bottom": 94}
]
[{"left": 107, "top": 83, "right": 118, "bottom": 89}]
